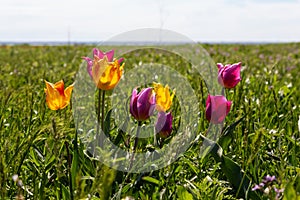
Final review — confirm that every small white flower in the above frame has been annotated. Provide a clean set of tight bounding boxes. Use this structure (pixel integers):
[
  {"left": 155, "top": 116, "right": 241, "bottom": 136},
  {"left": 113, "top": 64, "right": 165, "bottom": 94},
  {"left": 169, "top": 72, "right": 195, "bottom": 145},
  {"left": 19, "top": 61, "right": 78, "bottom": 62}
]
[
  {"left": 12, "top": 174, "right": 18, "bottom": 182},
  {"left": 269, "top": 129, "right": 277, "bottom": 134},
  {"left": 256, "top": 98, "right": 260, "bottom": 106},
  {"left": 245, "top": 77, "right": 250, "bottom": 84}
]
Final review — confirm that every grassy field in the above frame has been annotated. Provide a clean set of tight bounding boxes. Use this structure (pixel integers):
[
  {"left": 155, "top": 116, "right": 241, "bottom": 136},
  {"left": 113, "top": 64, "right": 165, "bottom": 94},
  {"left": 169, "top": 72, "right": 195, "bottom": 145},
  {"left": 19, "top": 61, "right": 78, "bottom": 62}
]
[{"left": 0, "top": 43, "right": 299, "bottom": 199}]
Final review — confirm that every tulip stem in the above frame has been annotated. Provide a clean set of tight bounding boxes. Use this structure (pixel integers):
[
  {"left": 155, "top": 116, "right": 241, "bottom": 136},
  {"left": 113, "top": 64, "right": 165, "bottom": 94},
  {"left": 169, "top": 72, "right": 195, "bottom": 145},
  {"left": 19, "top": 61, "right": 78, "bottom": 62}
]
[
  {"left": 65, "top": 141, "right": 74, "bottom": 200},
  {"left": 129, "top": 121, "right": 142, "bottom": 170},
  {"left": 101, "top": 90, "right": 105, "bottom": 131},
  {"left": 96, "top": 89, "right": 102, "bottom": 148},
  {"left": 221, "top": 87, "right": 225, "bottom": 96},
  {"left": 99, "top": 90, "right": 105, "bottom": 148},
  {"left": 133, "top": 121, "right": 142, "bottom": 151}
]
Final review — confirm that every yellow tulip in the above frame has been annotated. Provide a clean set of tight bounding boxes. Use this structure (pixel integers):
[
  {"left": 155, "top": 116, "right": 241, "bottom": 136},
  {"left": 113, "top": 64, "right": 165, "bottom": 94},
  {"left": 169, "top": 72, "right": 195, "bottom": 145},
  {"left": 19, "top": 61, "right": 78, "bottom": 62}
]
[
  {"left": 44, "top": 80, "right": 74, "bottom": 110},
  {"left": 91, "top": 55, "right": 124, "bottom": 90},
  {"left": 153, "top": 82, "right": 175, "bottom": 112}
]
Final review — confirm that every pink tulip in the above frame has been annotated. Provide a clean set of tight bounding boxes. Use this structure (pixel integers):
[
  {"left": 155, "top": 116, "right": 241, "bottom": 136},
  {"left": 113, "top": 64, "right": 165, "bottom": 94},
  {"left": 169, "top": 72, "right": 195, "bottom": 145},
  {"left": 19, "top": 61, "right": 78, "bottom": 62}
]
[
  {"left": 217, "top": 62, "right": 242, "bottom": 89},
  {"left": 205, "top": 95, "right": 232, "bottom": 124},
  {"left": 83, "top": 48, "right": 124, "bottom": 78},
  {"left": 155, "top": 111, "right": 173, "bottom": 138},
  {"left": 130, "top": 88, "right": 156, "bottom": 121}
]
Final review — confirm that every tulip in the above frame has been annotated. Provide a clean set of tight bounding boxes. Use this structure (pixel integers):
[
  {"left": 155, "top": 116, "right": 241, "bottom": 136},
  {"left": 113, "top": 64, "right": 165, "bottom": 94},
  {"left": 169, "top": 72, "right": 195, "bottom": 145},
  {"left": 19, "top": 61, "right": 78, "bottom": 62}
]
[
  {"left": 153, "top": 82, "right": 175, "bottom": 112},
  {"left": 217, "top": 62, "right": 242, "bottom": 88},
  {"left": 205, "top": 95, "right": 231, "bottom": 124},
  {"left": 44, "top": 80, "right": 74, "bottom": 110},
  {"left": 155, "top": 111, "right": 173, "bottom": 138},
  {"left": 83, "top": 48, "right": 124, "bottom": 90},
  {"left": 130, "top": 88, "right": 156, "bottom": 121}
]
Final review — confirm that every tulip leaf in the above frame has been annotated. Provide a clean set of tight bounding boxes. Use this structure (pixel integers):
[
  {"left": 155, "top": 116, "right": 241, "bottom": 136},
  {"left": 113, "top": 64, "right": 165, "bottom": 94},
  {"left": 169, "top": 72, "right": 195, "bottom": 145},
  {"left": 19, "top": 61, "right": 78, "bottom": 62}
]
[
  {"left": 104, "top": 109, "right": 112, "bottom": 136},
  {"left": 200, "top": 134, "right": 260, "bottom": 199},
  {"left": 114, "top": 117, "right": 129, "bottom": 146},
  {"left": 220, "top": 156, "right": 253, "bottom": 198},
  {"left": 218, "top": 115, "right": 246, "bottom": 150}
]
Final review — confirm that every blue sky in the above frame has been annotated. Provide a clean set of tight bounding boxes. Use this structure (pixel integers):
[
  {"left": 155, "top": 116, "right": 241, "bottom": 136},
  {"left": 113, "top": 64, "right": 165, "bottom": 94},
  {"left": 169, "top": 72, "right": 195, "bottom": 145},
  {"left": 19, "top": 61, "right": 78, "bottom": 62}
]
[{"left": 1, "top": 0, "right": 300, "bottom": 42}]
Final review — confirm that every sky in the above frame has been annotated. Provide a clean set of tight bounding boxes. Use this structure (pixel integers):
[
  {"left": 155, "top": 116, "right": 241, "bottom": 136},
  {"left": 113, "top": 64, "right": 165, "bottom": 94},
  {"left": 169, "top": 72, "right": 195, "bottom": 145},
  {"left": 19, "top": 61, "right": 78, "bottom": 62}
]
[{"left": 1, "top": 0, "right": 300, "bottom": 43}]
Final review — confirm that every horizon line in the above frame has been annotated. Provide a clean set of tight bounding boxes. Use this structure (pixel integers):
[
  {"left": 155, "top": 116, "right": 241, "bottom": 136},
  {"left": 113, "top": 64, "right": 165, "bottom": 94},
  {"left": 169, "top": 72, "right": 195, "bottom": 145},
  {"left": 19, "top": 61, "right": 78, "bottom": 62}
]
[{"left": 1, "top": 40, "right": 299, "bottom": 46}]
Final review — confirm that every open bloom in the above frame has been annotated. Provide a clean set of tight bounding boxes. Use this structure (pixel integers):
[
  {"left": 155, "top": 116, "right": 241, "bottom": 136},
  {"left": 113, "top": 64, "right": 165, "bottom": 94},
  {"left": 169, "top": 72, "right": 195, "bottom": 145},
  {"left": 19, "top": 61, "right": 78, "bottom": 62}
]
[
  {"left": 217, "top": 62, "right": 241, "bottom": 88},
  {"left": 130, "top": 88, "right": 156, "bottom": 121},
  {"left": 83, "top": 48, "right": 124, "bottom": 90},
  {"left": 205, "top": 95, "right": 231, "bottom": 124},
  {"left": 155, "top": 111, "right": 173, "bottom": 138},
  {"left": 153, "top": 82, "right": 175, "bottom": 112},
  {"left": 44, "top": 80, "right": 74, "bottom": 110}
]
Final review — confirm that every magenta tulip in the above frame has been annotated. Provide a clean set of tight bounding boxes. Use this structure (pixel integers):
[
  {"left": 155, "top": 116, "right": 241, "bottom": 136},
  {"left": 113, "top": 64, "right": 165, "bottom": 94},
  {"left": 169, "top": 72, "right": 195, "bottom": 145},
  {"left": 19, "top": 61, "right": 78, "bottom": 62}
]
[
  {"left": 155, "top": 111, "right": 173, "bottom": 138},
  {"left": 217, "top": 62, "right": 242, "bottom": 88},
  {"left": 205, "top": 95, "right": 232, "bottom": 124},
  {"left": 130, "top": 88, "right": 156, "bottom": 121},
  {"left": 83, "top": 48, "right": 124, "bottom": 78}
]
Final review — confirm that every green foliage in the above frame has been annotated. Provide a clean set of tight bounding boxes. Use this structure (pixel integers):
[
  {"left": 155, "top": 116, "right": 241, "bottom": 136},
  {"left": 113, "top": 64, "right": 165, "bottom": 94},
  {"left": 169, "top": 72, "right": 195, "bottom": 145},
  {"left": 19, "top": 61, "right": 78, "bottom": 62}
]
[{"left": 0, "top": 43, "right": 299, "bottom": 199}]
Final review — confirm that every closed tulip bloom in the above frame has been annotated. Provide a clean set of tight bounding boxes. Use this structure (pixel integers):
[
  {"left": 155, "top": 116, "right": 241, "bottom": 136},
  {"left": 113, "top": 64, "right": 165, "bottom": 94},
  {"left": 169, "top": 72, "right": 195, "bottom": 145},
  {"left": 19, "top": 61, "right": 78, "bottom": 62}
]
[
  {"left": 83, "top": 48, "right": 124, "bottom": 90},
  {"left": 153, "top": 82, "right": 175, "bottom": 112},
  {"left": 130, "top": 88, "right": 156, "bottom": 121},
  {"left": 44, "top": 80, "right": 74, "bottom": 110},
  {"left": 217, "top": 62, "right": 242, "bottom": 88},
  {"left": 155, "top": 111, "right": 173, "bottom": 138},
  {"left": 205, "top": 95, "right": 231, "bottom": 124}
]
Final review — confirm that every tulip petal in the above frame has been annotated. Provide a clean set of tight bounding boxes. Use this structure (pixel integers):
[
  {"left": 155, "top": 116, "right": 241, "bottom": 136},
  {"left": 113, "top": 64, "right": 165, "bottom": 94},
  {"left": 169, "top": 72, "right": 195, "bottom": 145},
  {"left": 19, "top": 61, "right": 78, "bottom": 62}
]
[
  {"left": 155, "top": 111, "right": 173, "bottom": 138},
  {"left": 217, "top": 63, "right": 224, "bottom": 70},
  {"left": 45, "top": 80, "right": 60, "bottom": 110},
  {"left": 83, "top": 57, "right": 93, "bottom": 77},
  {"left": 104, "top": 50, "right": 115, "bottom": 62},
  {"left": 148, "top": 92, "right": 156, "bottom": 116},
  {"left": 205, "top": 95, "right": 212, "bottom": 121},
  {"left": 54, "top": 80, "right": 65, "bottom": 95},
  {"left": 118, "top": 57, "right": 124, "bottom": 64},
  {"left": 61, "top": 83, "right": 74, "bottom": 109},
  {"left": 226, "top": 100, "right": 232, "bottom": 115},
  {"left": 93, "top": 48, "right": 100, "bottom": 58},
  {"left": 92, "top": 56, "right": 109, "bottom": 87},
  {"left": 153, "top": 83, "right": 173, "bottom": 112},
  {"left": 206, "top": 95, "right": 231, "bottom": 124},
  {"left": 130, "top": 89, "right": 139, "bottom": 119},
  {"left": 222, "top": 62, "right": 241, "bottom": 87},
  {"left": 137, "top": 88, "right": 152, "bottom": 121}
]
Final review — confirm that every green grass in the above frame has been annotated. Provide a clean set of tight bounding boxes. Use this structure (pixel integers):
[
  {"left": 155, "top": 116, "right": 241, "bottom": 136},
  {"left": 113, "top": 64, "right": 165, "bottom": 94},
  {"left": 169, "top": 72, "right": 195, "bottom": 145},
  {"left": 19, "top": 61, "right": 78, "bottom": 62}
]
[{"left": 0, "top": 43, "right": 299, "bottom": 199}]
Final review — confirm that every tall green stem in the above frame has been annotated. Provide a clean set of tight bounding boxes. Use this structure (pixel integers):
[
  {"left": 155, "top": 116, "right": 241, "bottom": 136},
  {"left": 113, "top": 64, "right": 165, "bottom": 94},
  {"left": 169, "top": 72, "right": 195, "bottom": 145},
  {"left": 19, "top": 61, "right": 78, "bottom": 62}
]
[
  {"left": 97, "top": 90, "right": 105, "bottom": 147},
  {"left": 65, "top": 141, "right": 74, "bottom": 200},
  {"left": 101, "top": 90, "right": 105, "bottom": 131},
  {"left": 221, "top": 87, "right": 225, "bottom": 96},
  {"left": 96, "top": 89, "right": 104, "bottom": 147},
  {"left": 129, "top": 121, "right": 142, "bottom": 170},
  {"left": 96, "top": 89, "right": 101, "bottom": 136}
]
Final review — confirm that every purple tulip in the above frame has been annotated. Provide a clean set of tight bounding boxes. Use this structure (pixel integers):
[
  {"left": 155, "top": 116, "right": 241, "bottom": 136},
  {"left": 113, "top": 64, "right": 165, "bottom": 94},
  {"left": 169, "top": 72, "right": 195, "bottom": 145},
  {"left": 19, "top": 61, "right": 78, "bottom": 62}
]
[
  {"left": 83, "top": 48, "right": 124, "bottom": 78},
  {"left": 217, "top": 62, "right": 242, "bottom": 89},
  {"left": 155, "top": 111, "right": 173, "bottom": 138},
  {"left": 205, "top": 95, "right": 232, "bottom": 124},
  {"left": 130, "top": 88, "right": 156, "bottom": 121}
]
